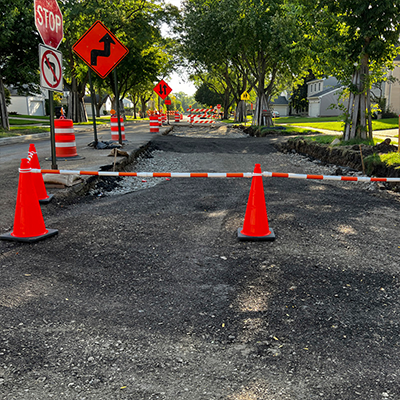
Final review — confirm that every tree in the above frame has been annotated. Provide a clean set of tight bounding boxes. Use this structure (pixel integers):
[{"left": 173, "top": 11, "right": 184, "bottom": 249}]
[
  {"left": 0, "top": 0, "right": 41, "bottom": 129},
  {"left": 61, "top": 0, "right": 177, "bottom": 122},
  {"left": 180, "top": 0, "right": 310, "bottom": 126},
  {"left": 194, "top": 83, "right": 223, "bottom": 107},
  {"left": 300, "top": 0, "right": 400, "bottom": 140}
]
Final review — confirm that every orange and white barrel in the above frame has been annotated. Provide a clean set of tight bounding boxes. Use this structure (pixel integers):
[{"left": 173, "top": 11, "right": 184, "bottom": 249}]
[
  {"left": 54, "top": 119, "right": 81, "bottom": 159},
  {"left": 149, "top": 115, "right": 160, "bottom": 133},
  {"left": 174, "top": 112, "right": 180, "bottom": 122},
  {"left": 110, "top": 116, "right": 125, "bottom": 141}
]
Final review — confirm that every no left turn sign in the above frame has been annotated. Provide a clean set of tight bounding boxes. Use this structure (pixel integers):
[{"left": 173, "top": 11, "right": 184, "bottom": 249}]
[{"left": 39, "top": 44, "right": 63, "bottom": 92}]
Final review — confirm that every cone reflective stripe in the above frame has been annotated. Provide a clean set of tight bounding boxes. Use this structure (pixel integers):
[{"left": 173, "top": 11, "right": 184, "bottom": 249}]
[
  {"left": 0, "top": 159, "right": 58, "bottom": 243},
  {"left": 28, "top": 144, "right": 53, "bottom": 204},
  {"left": 110, "top": 116, "right": 126, "bottom": 141},
  {"left": 238, "top": 164, "right": 275, "bottom": 241}
]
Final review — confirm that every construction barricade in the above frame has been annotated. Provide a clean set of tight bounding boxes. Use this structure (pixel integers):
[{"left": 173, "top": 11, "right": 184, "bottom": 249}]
[
  {"left": 187, "top": 108, "right": 216, "bottom": 124},
  {"left": 54, "top": 117, "right": 83, "bottom": 160},
  {"left": 110, "top": 115, "right": 126, "bottom": 141}
]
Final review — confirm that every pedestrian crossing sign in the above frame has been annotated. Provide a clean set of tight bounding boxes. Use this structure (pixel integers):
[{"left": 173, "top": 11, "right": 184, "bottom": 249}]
[{"left": 241, "top": 91, "right": 250, "bottom": 101}]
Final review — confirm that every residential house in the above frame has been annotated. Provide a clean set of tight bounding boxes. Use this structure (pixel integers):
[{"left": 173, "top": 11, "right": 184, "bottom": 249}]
[
  {"left": 381, "top": 54, "right": 400, "bottom": 115},
  {"left": 307, "top": 77, "right": 344, "bottom": 117},
  {"left": 83, "top": 94, "right": 112, "bottom": 117},
  {"left": 7, "top": 86, "right": 47, "bottom": 116},
  {"left": 270, "top": 95, "right": 290, "bottom": 117}
]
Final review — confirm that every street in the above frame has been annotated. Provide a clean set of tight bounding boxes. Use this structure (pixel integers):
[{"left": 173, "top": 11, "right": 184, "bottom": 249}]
[{"left": 1, "top": 126, "right": 400, "bottom": 399}]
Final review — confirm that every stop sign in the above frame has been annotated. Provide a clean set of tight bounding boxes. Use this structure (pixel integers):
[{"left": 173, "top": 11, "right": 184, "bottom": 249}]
[{"left": 34, "top": 0, "right": 63, "bottom": 49}]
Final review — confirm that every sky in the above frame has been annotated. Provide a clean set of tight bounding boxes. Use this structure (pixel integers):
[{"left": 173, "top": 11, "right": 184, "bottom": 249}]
[{"left": 162, "top": 0, "right": 197, "bottom": 96}]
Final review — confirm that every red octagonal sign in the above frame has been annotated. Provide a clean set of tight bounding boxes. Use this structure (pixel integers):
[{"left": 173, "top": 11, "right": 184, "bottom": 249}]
[{"left": 34, "top": 0, "right": 63, "bottom": 49}]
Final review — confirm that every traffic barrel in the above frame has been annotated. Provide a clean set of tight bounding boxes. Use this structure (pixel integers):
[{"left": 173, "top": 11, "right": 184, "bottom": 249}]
[
  {"left": 110, "top": 115, "right": 126, "bottom": 141},
  {"left": 54, "top": 118, "right": 83, "bottom": 160},
  {"left": 174, "top": 112, "right": 180, "bottom": 122},
  {"left": 149, "top": 115, "right": 160, "bottom": 133}
]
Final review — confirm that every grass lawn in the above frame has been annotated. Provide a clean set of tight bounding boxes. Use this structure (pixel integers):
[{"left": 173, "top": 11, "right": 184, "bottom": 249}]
[
  {"left": 0, "top": 126, "right": 50, "bottom": 138},
  {"left": 276, "top": 116, "right": 399, "bottom": 132},
  {"left": 9, "top": 118, "right": 49, "bottom": 125}
]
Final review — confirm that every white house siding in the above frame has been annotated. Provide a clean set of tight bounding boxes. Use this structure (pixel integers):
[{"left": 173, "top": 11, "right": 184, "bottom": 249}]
[
  {"left": 8, "top": 96, "right": 46, "bottom": 116},
  {"left": 272, "top": 104, "right": 289, "bottom": 117},
  {"left": 384, "top": 62, "right": 400, "bottom": 115}
]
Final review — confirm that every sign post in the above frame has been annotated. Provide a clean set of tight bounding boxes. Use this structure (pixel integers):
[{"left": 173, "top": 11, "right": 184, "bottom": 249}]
[
  {"left": 35, "top": 0, "right": 63, "bottom": 170},
  {"left": 73, "top": 21, "right": 129, "bottom": 145}
]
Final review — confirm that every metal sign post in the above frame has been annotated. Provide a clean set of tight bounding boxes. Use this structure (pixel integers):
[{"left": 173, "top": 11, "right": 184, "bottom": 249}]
[
  {"left": 48, "top": 91, "right": 57, "bottom": 170},
  {"left": 88, "top": 69, "right": 98, "bottom": 147},
  {"left": 114, "top": 69, "right": 122, "bottom": 145}
]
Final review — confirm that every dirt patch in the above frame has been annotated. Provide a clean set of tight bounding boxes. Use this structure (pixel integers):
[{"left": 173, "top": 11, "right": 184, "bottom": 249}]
[{"left": 276, "top": 137, "right": 400, "bottom": 191}]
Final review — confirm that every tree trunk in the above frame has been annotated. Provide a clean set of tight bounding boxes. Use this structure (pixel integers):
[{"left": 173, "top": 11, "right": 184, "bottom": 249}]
[
  {"left": 235, "top": 100, "right": 246, "bottom": 123},
  {"left": 0, "top": 76, "right": 10, "bottom": 130},
  {"left": 344, "top": 54, "right": 371, "bottom": 141},
  {"left": 253, "top": 94, "right": 272, "bottom": 126},
  {"left": 67, "top": 76, "right": 88, "bottom": 123}
]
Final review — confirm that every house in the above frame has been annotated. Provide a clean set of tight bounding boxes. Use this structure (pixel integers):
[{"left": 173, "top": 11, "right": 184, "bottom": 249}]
[
  {"left": 7, "top": 86, "right": 47, "bottom": 116},
  {"left": 83, "top": 94, "right": 112, "bottom": 117},
  {"left": 381, "top": 54, "right": 400, "bottom": 115},
  {"left": 270, "top": 95, "right": 290, "bottom": 117},
  {"left": 306, "top": 77, "right": 344, "bottom": 117}
]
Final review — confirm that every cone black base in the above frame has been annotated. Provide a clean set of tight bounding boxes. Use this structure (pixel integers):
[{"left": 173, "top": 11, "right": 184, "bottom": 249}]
[
  {"left": 0, "top": 229, "right": 58, "bottom": 243},
  {"left": 39, "top": 194, "right": 54, "bottom": 204},
  {"left": 46, "top": 156, "right": 85, "bottom": 161},
  {"left": 237, "top": 227, "right": 275, "bottom": 242}
]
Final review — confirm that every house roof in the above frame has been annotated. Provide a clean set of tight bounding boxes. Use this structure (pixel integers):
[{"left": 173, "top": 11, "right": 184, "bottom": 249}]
[
  {"left": 271, "top": 95, "right": 289, "bottom": 105},
  {"left": 308, "top": 85, "right": 342, "bottom": 100},
  {"left": 84, "top": 94, "right": 110, "bottom": 103}
]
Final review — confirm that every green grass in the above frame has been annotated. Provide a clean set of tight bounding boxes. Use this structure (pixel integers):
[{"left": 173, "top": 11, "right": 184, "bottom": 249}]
[
  {"left": 276, "top": 116, "right": 341, "bottom": 124},
  {"left": 9, "top": 118, "right": 48, "bottom": 125},
  {"left": 364, "top": 152, "right": 400, "bottom": 173},
  {"left": 277, "top": 116, "right": 399, "bottom": 132},
  {"left": 0, "top": 126, "right": 50, "bottom": 137},
  {"left": 9, "top": 114, "right": 49, "bottom": 120}
]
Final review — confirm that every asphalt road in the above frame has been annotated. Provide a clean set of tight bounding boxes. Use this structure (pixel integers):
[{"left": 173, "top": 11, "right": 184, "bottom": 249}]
[{"left": 1, "top": 127, "right": 400, "bottom": 399}]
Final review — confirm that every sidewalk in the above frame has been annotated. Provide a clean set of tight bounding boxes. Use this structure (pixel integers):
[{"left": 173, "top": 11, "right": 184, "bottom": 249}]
[{"left": 0, "top": 120, "right": 174, "bottom": 187}]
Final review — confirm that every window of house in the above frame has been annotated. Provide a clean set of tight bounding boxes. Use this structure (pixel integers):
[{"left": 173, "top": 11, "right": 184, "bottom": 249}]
[{"left": 310, "top": 85, "right": 312, "bottom": 93}]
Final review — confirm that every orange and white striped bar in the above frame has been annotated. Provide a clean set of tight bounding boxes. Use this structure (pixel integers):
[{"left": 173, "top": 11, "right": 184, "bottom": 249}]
[{"left": 30, "top": 169, "right": 400, "bottom": 182}]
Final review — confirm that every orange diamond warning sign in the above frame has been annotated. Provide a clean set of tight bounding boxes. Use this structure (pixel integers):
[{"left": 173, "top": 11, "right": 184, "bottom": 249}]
[{"left": 72, "top": 20, "right": 129, "bottom": 79}]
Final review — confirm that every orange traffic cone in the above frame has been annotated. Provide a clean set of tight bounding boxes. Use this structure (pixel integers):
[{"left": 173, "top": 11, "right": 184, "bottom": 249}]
[
  {"left": 238, "top": 163, "right": 275, "bottom": 241},
  {"left": 28, "top": 144, "right": 53, "bottom": 204},
  {"left": 0, "top": 159, "right": 58, "bottom": 243}
]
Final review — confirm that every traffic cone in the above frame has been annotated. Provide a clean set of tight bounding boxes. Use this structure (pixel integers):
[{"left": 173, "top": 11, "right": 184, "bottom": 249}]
[
  {"left": 0, "top": 159, "right": 58, "bottom": 243},
  {"left": 238, "top": 164, "right": 275, "bottom": 241},
  {"left": 28, "top": 144, "right": 53, "bottom": 204}
]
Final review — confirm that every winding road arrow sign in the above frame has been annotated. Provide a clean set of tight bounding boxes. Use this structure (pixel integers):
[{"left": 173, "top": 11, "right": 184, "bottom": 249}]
[{"left": 72, "top": 21, "right": 128, "bottom": 79}]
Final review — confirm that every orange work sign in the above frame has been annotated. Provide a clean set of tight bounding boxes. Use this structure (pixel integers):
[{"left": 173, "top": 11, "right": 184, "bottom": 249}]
[{"left": 73, "top": 20, "right": 129, "bottom": 79}]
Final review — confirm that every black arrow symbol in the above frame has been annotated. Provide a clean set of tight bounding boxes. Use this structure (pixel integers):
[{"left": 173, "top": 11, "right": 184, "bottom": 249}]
[
  {"left": 158, "top": 84, "right": 168, "bottom": 95},
  {"left": 90, "top": 33, "right": 116, "bottom": 66},
  {"left": 45, "top": 57, "right": 57, "bottom": 82}
]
